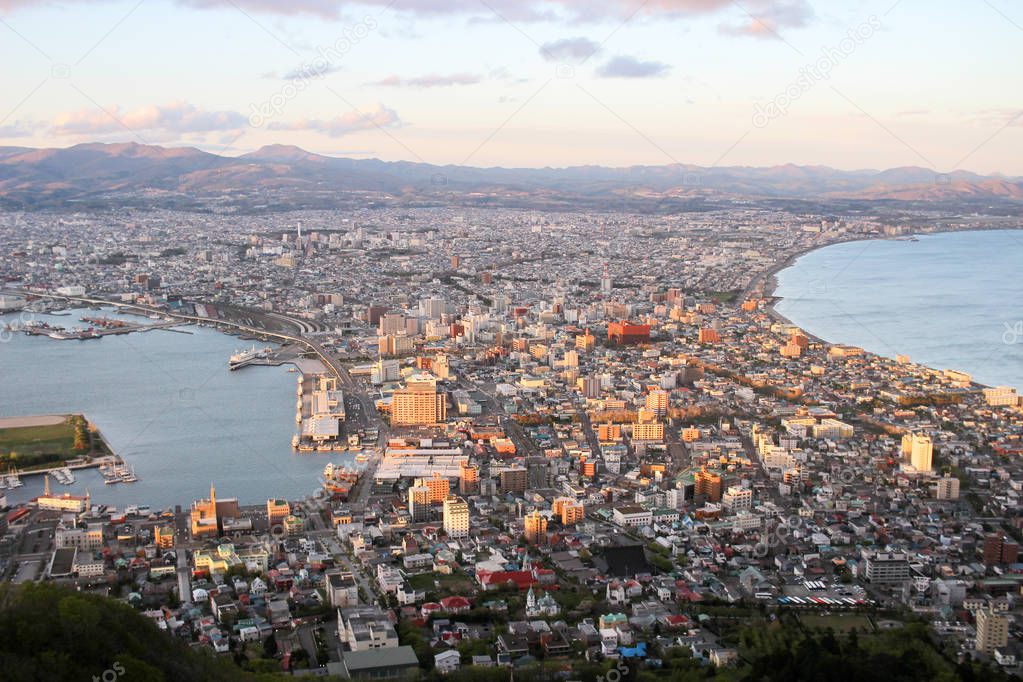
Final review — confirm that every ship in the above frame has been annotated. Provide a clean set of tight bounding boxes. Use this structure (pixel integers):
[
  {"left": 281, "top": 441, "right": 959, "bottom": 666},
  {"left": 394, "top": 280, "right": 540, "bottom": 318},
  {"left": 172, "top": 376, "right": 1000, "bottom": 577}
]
[{"left": 228, "top": 346, "right": 273, "bottom": 369}]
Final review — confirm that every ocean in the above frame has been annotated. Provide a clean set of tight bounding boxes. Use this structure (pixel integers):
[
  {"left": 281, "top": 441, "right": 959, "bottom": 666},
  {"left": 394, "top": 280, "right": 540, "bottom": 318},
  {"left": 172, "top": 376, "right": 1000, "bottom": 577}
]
[
  {"left": 775, "top": 229, "right": 1023, "bottom": 392},
  {"left": 0, "top": 306, "right": 351, "bottom": 508}
]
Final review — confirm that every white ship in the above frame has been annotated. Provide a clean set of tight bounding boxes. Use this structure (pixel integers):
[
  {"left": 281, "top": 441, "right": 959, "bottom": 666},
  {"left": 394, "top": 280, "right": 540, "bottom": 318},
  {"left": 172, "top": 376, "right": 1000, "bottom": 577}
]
[{"left": 228, "top": 346, "right": 273, "bottom": 369}]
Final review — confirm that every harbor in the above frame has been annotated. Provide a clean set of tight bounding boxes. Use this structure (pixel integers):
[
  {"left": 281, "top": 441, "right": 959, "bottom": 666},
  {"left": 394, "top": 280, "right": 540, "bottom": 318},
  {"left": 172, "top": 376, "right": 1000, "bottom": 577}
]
[
  {"left": 0, "top": 307, "right": 351, "bottom": 507},
  {"left": 5, "top": 315, "right": 189, "bottom": 341}
]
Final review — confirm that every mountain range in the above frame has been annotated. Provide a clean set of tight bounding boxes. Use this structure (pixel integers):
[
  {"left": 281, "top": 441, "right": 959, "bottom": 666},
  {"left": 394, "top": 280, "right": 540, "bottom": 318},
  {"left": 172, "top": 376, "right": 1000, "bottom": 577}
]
[{"left": 1, "top": 141, "right": 1021, "bottom": 211}]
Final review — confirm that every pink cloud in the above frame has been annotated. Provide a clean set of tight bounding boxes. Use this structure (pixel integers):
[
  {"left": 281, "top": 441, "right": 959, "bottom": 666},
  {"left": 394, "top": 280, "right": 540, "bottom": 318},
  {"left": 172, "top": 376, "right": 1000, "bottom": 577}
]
[
  {"left": 52, "top": 102, "right": 246, "bottom": 135},
  {"left": 267, "top": 104, "right": 401, "bottom": 137}
]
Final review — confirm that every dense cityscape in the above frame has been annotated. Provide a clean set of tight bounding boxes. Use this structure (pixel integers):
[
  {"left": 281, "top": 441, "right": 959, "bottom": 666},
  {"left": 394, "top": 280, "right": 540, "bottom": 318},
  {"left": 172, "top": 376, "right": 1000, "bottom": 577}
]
[{"left": 1, "top": 202, "right": 1022, "bottom": 681}]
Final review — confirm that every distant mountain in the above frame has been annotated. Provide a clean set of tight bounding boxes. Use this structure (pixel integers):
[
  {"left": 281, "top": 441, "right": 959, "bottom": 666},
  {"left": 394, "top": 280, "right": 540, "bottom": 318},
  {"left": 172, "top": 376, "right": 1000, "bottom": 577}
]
[{"left": 0, "top": 141, "right": 1020, "bottom": 210}]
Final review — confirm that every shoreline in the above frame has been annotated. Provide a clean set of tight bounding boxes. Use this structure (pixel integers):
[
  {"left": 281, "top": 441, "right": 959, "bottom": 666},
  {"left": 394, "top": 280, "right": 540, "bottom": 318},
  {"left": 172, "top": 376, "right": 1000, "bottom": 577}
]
[{"left": 759, "top": 226, "right": 1023, "bottom": 391}]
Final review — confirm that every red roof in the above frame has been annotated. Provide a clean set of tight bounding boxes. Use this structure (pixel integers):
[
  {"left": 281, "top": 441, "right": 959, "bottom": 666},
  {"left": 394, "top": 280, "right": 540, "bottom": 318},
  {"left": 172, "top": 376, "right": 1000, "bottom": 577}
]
[
  {"left": 439, "top": 596, "right": 471, "bottom": 610},
  {"left": 478, "top": 570, "right": 537, "bottom": 590}
]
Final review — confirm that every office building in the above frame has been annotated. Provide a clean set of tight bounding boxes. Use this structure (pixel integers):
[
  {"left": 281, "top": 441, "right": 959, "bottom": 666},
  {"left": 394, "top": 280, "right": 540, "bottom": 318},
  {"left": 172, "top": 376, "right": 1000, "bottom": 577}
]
[
  {"left": 524, "top": 510, "right": 548, "bottom": 544},
  {"left": 443, "top": 496, "right": 470, "bottom": 539},
  {"left": 391, "top": 377, "right": 446, "bottom": 426},
  {"left": 976, "top": 605, "right": 1009, "bottom": 655}
]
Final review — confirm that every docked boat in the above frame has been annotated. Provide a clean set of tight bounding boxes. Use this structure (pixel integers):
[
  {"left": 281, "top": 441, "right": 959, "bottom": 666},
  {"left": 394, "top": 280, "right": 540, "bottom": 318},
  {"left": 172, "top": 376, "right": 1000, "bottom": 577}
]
[
  {"left": 291, "top": 434, "right": 300, "bottom": 448},
  {"left": 6, "top": 471, "right": 23, "bottom": 488},
  {"left": 228, "top": 346, "right": 273, "bottom": 370}
]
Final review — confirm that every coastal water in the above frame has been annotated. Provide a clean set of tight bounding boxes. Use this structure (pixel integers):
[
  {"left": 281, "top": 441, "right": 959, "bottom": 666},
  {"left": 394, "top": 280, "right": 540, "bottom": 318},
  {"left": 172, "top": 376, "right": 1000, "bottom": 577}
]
[
  {"left": 776, "top": 229, "right": 1023, "bottom": 392},
  {"left": 0, "top": 307, "right": 352, "bottom": 508}
]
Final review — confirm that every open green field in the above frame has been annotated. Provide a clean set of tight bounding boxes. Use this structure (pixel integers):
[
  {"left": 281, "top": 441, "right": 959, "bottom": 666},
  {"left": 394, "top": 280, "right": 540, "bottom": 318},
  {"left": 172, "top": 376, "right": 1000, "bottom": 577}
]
[
  {"left": 799, "top": 613, "right": 874, "bottom": 633},
  {"left": 0, "top": 415, "right": 109, "bottom": 470},
  {"left": 407, "top": 571, "right": 475, "bottom": 594}
]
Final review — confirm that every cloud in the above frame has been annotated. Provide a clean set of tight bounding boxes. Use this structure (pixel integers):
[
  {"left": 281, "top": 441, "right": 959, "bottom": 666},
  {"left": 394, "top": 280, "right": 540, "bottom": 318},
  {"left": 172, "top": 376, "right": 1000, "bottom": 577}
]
[
  {"left": 281, "top": 62, "right": 342, "bottom": 80},
  {"left": 267, "top": 104, "right": 400, "bottom": 137},
  {"left": 0, "top": 121, "right": 42, "bottom": 138},
  {"left": 52, "top": 102, "right": 246, "bottom": 135},
  {"left": 370, "top": 73, "right": 481, "bottom": 88},
  {"left": 597, "top": 55, "right": 670, "bottom": 78},
  {"left": 540, "top": 37, "right": 601, "bottom": 62},
  {"left": 0, "top": 0, "right": 814, "bottom": 25},
  {"left": 717, "top": 0, "right": 813, "bottom": 38}
]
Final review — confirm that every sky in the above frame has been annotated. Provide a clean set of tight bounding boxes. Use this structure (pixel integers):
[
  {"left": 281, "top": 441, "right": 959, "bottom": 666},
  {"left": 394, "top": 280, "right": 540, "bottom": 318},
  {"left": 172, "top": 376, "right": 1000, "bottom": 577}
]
[{"left": 0, "top": 0, "right": 1021, "bottom": 174}]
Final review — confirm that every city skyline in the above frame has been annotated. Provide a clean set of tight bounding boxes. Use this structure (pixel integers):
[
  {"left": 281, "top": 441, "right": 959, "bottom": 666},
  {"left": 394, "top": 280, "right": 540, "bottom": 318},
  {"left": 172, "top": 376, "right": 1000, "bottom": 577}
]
[{"left": 1, "top": 0, "right": 1022, "bottom": 174}]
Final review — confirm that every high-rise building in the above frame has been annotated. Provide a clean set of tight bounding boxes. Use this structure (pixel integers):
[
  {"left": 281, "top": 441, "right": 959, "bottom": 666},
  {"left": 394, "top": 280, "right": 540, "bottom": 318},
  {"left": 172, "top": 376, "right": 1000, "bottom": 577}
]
[
  {"left": 983, "top": 533, "right": 1019, "bottom": 566},
  {"left": 414, "top": 472, "right": 451, "bottom": 504},
  {"left": 934, "top": 475, "right": 960, "bottom": 500},
  {"left": 600, "top": 263, "right": 612, "bottom": 296},
  {"left": 500, "top": 467, "right": 527, "bottom": 494},
  {"left": 902, "top": 433, "right": 933, "bottom": 473},
  {"left": 694, "top": 468, "right": 722, "bottom": 502},
  {"left": 391, "top": 377, "right": 446, "bottom": 426},
  {"left": 976, "top": 605, "right": 1009, "bottom": 654},
  {"left": 524, "top": 510, "right": 548, "bottom": 544},
  {"left": 408, "top": 485, "right": 431, "bottom": 522},
  {"left": 553, "top": 498, "right": 585, "bottom": 526},
  {"left": 459, "top": 463, "right": 479, "bottom": 495},
  {"left": 645, "top": 389, "right": 669, "bottom": 416},
  {"left": 443, "top": 496, "right": 469, "bottom": 538},
  {"left": 419, "top": 296, "right": 446, "bottom": 320}
]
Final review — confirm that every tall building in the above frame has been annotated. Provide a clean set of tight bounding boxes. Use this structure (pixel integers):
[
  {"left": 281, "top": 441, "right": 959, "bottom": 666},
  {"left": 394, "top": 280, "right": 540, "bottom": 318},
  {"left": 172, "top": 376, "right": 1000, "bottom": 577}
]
[
  {"left": 524, "top": 510, "right": 548, "bottom": 544},
  {"left": 983, "top": 533, "right": 1019, "bottom": 566},
  {"left": 459, "top": 463, "right": 479, "bottom": 495},
  {"left": 267, "top": 499, "right": 291, "bottom": 526},
  {"left": 391, "top": 377, "right": 447, "bottom": 426},
  {"left": 976, "top": 605, "right": 1009, "bottom": 654},
  {"left": 442, "top": 496, "right": 469, "bottom": 539},
  {"left": 419, "top": 296, "right": 446, "bottom": 320},
  {"left": 553, "top": 498, "right": 585, "bottom": 526},
  {"left": 408, "top": 485, "right": 431, "bottom": 522},
  {"left": 500, "top": 467, "right": 528, "bottom": 494},
  {"left": 645, "top": 389, "right": 669, "bottom": 416},
  {"left": 935, "top": 475, "right": 960, "bottom": 500},
  {"left": 694, "top": 468, "right": 722, "bottom": 502},
  {"left": 902, "top": 433, "right": 933, "bottom": 473},
  {"left": 414, "top": 472, "right": 451, "bottom": 504},
  {"left": 600, "top": 263, "right": 612, "bottom": 296}
]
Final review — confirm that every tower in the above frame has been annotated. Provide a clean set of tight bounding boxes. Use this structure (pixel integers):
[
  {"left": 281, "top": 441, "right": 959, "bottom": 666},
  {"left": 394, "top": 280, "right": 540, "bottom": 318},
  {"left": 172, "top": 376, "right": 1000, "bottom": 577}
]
[{"left": 600, "top": 262, "right": 612, "bottom": 296}]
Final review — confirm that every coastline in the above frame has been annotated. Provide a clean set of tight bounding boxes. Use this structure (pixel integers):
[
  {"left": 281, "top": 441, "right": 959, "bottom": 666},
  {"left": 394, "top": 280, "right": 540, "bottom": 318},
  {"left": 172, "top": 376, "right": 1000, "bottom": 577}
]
[{"left": 760, "top": 227, "right": 1023, "bottom": 392}]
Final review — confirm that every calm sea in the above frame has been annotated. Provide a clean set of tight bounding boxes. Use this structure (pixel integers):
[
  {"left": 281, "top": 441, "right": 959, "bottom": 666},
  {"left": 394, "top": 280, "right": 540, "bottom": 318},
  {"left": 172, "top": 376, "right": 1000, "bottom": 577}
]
[
  {"left": 775, "top": 229, "right": 1023, "bottom": 392},
  {"left": 0, "top": 307, "right": 351, "bottom": 508}
]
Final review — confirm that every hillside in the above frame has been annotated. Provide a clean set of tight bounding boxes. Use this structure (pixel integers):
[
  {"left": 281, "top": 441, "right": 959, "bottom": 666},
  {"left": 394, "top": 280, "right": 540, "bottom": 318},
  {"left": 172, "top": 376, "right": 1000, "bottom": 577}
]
[
  {"left": 0, "top": 582, "right": 279, "bottom": 682},
  {"left": 0, "top": 142, "right": 1020, "bottom": 211}
]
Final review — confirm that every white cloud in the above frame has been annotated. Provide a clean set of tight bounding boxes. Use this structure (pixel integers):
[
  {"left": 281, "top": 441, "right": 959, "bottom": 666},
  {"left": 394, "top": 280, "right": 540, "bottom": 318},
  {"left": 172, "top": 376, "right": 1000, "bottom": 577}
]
[
  {"left": 540, "top": 37, "right": 601, "bottom": 62},
  {"left": 597, "top": 55, "right": 670, "bottom": 78},
  {"left": 52, "top": 102, "right": 246, "bottom": 135},
  {"left": 267, "top": 104, "right": 401, "bottom": 137},
  {"left": 370, "top": 73, "right": 482, "bottom": 88}
]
